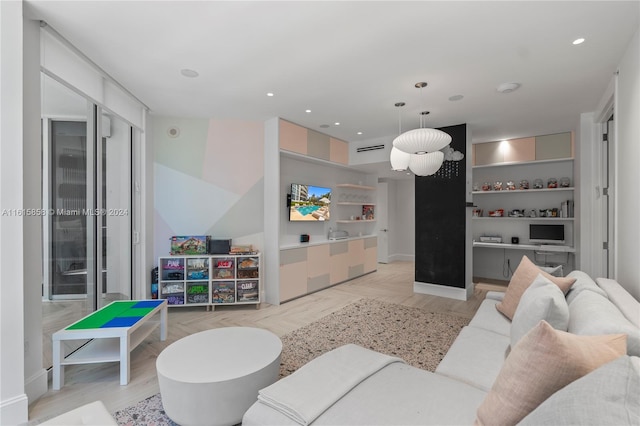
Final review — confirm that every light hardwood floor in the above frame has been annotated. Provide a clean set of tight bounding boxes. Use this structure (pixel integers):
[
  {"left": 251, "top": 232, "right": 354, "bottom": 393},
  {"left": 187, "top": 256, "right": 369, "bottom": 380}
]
[{"left": 29, "top": 261, "right": 502, "bottom": 423}]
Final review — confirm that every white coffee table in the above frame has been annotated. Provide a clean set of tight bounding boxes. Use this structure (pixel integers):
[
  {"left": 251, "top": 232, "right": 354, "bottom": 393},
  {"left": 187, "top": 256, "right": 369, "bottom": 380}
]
[{"left": 156, "top": 327, "right": 282, "bottom": 426}]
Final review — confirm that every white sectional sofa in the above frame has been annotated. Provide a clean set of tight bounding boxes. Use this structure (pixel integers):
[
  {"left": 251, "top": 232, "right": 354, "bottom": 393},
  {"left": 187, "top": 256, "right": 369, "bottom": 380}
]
[{"left": 243, "top": 258, "right": 640, "bottom": 425}]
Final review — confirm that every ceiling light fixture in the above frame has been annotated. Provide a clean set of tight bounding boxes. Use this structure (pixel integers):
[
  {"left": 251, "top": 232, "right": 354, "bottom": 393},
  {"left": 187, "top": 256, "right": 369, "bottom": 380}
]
[
  {"left": 573, "top": 38, "right": 585, "bottom": 45},
  {"left": 305, "top": 109, "right": 311, "bottom": 113},
  {"left": 266, "top": 92, "right": 274, "bottom": 97},
  {"left": 391, "top": 82, "right": 450, "bottom": 176}
]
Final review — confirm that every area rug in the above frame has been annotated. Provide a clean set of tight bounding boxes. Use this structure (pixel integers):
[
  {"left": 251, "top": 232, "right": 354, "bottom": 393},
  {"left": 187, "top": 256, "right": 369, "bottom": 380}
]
[{"left": 113, "top": 298, "right": 469, "bottom": 425}]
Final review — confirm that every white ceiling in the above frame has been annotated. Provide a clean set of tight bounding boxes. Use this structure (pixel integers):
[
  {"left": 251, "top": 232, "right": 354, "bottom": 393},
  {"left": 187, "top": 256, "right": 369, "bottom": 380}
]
[{"left": 25, "top": 1, "right": 639, "bottom": 177}]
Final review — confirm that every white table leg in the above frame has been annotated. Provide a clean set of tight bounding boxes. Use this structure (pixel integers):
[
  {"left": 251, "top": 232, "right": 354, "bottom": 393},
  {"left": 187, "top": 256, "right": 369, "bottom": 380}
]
[
  {"left": 160, "top": 304, "right": 168, "bottom": 341},
  {"left": 52, "top": 339, "right": 63, "bottom": 390},
  {"left": 120, "top": 335, "right": 130, "bottom": 385}
]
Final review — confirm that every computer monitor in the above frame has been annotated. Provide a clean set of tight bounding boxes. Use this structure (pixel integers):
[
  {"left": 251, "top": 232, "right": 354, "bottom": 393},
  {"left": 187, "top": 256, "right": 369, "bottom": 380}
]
[{"left": 529, "top": 224, "right": 565, "bottom": 245}]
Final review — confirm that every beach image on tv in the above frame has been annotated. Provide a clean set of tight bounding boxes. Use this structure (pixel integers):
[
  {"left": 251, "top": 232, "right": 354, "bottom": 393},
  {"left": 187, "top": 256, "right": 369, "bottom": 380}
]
[{"left": 289, "top": 183, "right": 331, "bottom": 221}]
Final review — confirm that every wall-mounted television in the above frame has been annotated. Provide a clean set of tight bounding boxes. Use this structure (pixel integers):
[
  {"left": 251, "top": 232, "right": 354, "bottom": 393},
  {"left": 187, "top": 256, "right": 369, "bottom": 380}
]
[
  {"left": 289, "top": 183, "right": 331, "bottom": 222},
  {"left": 529, "top": 224, "right": 565, "bottom": 245}
]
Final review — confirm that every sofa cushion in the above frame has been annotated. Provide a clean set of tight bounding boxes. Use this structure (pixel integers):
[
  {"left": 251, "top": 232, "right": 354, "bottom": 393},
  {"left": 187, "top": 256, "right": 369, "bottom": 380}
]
[
  {"left": 565, "top": 269, "right": 608, "bottom": 304},
  {"left": 496, "top": 256, "right": 575, "bottom": 320},
  {"left": 519, "top": 355, "right": 640, "bottom": 425},
  {"left": 476, "top": 320, "right": 627, "bottom": 426},
  {"left": 243, "top": 362, "right": 487, "bottom": 426},
  {"left": 569, "top": 289, "right": 640, "bottom": 356},
  {"left": 484, "top": 291, "right": 505, "bottom": 302},
  {"left": 435, "top": 326, "right": 510, "bottom": 391},
  {"left": 596, "top": 277, "right": 640, "bottom": 327},
  {"left": 510, "top": 274, "right": 570, "bottom": 347},
  {"left": 468, "top": 299, "right": 511, "bottom": 337}
]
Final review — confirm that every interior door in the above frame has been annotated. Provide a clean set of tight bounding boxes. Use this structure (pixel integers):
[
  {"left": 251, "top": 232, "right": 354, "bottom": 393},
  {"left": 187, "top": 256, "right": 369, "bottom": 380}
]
[{"left": 377, "top": 182, "right": 389, "bottom": 263}]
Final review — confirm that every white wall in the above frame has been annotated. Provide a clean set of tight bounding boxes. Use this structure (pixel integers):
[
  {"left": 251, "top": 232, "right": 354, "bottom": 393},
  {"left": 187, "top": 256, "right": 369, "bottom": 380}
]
[
  {"left": 1, "top": 2, "right": 29, "bottom": 423},
  {"left": 387, "top": 179, "right": 415, "bottom": 261},
  {"left": 615, "top": 28, "right": 640, "bottom": 300}
]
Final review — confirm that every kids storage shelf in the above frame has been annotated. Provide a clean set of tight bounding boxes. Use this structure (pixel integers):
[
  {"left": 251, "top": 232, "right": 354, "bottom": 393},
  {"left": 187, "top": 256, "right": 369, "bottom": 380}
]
[{"left": 158, "top": 253, "right": 260, "bottom": 310}]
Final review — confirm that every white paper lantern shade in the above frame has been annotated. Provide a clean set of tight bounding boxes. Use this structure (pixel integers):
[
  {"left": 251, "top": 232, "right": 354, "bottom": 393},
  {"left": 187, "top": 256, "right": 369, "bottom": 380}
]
[
  {"left": 393, "top": 128, "right": 452, "bottom": 154},
  {"left": 390, "top": 147, "right": 411, "bottom": 171},
  {"left": 409, "top": 151, "right": 445, "bottom": 176}
]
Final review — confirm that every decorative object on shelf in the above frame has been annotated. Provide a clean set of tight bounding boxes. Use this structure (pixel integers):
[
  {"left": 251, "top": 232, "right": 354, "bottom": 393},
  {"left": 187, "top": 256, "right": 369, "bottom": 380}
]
[
  {"left": 511, "top": 237, "right": 520, "bottom": 244},
  {"left": 482, "top": 182, "right": 492, "bottom": 191},
  {"left": 519, "top": 180, "right": 530, "bottom": 190},
  {"left": 472, "top": 209, "right": 483, "bottom": 217},
  {"left": 560, "top": 177, "right": 571, "bottom": 188},
  {"left": 362, "top": 205, "right": 375, "bottom": 220},
  {"left": 493, "top": 181, "right": 503, "bottom": 191},
  {"left": 506, "top": 181, "right": 516, "bottom": 190},
  {"left": 533, "top": 178, "right": 544, "bottom": 189},
  {"left": 489, "top": 209, "right": 504, "bottom": 217},
  {"left": 547, "top": 178, "right": 558, "bottom": 188},
  {"left": 391, "top": 83, "right": 451, "bottom": 176}
]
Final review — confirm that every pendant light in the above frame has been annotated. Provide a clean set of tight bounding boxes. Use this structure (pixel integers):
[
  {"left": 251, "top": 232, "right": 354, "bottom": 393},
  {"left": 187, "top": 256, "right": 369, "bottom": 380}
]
[
  {"left": 390, "top": 102, "right": 410, "bottom": 171},
  {"left": 391, "top": 82, "right": 451, "bottom": 176}
]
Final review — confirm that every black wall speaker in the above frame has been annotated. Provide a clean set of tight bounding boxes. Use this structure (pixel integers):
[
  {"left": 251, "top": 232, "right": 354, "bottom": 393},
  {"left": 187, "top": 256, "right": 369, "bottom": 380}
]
[{"left": 511, "top": 237, "right": 519, "bottom": 244}]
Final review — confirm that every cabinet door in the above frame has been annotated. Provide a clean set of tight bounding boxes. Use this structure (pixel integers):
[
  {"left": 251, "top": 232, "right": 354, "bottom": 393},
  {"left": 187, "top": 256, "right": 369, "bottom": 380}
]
[
  {"left": 330, "top": 241, "right": 349, "bottom": 285},
  {"left": 364, "top": 237, "right": 378, "bottom": 273},
  {"left": 279, "top": 248, "right": 307, "bottom": 302},
  {"left": 348, "top": 239, "right": 365, "bottom": 279},
  {"left": 307, "top": 244, "right": 330, "bottom": 293}
]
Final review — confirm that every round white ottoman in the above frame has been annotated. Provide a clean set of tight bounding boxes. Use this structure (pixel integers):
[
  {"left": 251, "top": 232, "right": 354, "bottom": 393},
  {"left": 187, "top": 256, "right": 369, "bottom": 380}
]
[{"left": 156, "top": 327, "right": 282, "bottom": 426}]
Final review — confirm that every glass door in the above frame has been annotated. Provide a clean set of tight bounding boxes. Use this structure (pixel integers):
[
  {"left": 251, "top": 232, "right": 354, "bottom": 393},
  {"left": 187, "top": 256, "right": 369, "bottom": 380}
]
[{"left": 42, "top": 73, "right": 133, "bottom": 368}]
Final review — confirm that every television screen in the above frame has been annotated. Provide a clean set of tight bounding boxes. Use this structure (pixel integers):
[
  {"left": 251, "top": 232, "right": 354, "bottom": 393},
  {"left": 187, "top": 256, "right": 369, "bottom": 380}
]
[
  {"left": 529, "top": 224, "right": 565, "bottom": 244},
  {"left": 289, "top": 183, "right": 331, "bottom": 221}
]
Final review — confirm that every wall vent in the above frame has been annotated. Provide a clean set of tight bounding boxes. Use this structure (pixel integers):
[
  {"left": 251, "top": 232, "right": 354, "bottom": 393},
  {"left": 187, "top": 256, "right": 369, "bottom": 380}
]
[{"left": 356, "top": 144, "right": 385, "bottom": 153}]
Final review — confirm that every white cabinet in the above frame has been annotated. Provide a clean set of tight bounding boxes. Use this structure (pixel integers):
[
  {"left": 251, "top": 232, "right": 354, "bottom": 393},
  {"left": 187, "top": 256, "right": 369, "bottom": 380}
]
[
  {"left": 158, "top": 254, "right": 260, "bottom": 309},
  {"left": 472, "top": 157, "right": 575, "bottom": 280}
]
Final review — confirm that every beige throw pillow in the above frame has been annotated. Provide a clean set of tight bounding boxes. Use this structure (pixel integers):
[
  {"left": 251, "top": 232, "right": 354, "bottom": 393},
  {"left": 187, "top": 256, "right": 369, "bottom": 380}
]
[
  {"left": 496, "top": 256, "right": 575, "bottom": 320},
  {"left": 476, "top": 320, "right": 627, "bottom": 426}
]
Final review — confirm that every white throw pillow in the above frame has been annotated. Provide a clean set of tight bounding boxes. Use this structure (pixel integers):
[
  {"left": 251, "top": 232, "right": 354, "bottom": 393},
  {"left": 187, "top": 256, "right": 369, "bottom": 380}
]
[
  {"left": 539, "top": 264, "right": 563, "bottom": 277},
  {"left": 511, "top": 274, "right": 570, "bottom": 348}
]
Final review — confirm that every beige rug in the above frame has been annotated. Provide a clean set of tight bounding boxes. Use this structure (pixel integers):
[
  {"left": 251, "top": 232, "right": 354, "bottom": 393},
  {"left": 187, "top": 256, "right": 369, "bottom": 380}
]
[
  {"left": 279, "top": 298, "right": 470, "bottom": 376},
  {"left": 113, "top": 299, "right": 469, "bottom": 425}
]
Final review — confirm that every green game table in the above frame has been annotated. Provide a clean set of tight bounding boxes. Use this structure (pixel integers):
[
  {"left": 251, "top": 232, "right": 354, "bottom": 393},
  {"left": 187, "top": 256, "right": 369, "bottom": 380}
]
[{"left": 52, "top": 299, "right": 167, "bottom": 390}]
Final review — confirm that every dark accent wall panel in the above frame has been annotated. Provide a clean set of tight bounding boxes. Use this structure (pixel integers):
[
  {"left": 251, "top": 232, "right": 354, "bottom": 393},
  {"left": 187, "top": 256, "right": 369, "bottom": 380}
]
[{"left": 415, "top": 123, "right": 467, "bottom": 288}]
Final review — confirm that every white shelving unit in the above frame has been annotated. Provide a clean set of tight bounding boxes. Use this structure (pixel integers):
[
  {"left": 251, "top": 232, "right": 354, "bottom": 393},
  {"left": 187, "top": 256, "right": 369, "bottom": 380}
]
[
  {"left": 335, "top": 183, "right": 376, "bottom": 218},
  {"left": 472, "top": 157, "right": 576, "bottom": 280},
  {"left": 158, "top": 254, "right": 261, "bottom": 310}
]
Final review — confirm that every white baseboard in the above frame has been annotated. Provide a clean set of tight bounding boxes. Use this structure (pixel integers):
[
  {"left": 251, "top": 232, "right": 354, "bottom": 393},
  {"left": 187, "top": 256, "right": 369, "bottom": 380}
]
[
  {"left": 0, "top": 393, "right": 28, "bottom": 425},
  {"left": 25, "top": 367, "right": 48, "bottom": 402},
  {"left": 413, "top": 281, "right": 473, "bottom": 301},
  {"left": 387, "top": 254, "right": 415, "bottom": 263}
]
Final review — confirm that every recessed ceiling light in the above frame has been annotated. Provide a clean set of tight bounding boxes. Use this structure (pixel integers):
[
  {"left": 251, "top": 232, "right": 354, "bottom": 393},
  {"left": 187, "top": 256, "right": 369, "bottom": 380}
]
[
  {"left": 449, "top": 95, "right": 464, "bottom": 101},
  {"left": 180, "top": 69, "right": 199, "bottom": 78},
  {"left": 334, "top": 122, "right": 340, "bottom": 126},
  {"left": 266, "top": 92, "right": 274, "bottom": 97},
  {"left": 357, "top": 131, "right": 363, "bottom": 135},
  {"left": 497, "top": 82, "right": 521, "bottom": 93},
  {"left": 305, "top": 109, "right": 312, "bottom": 113},
  {"left": 572, "top": 38, "right": 585, "bottom": 45}
]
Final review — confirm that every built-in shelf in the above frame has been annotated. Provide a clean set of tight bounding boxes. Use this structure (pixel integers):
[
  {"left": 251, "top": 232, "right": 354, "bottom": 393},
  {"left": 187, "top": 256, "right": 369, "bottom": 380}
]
[
  {"left": 473, "top": 187, "right": 574, "bottom": 195},
  {"left": 472, "top": 217, "right": 574, "bottom": 221},
  {"left": 336, "top": 184, "right": 376, "bottom": 190},
  {"left": 473, "top": 242, "right": 576, "bottom": 253},
  {"left": 336, "top": 219, "right": 376, "bottom": 223},
  {"left": 337, "top": 202, "right": 376, "bottom": 206},
  {"left": 472, "top": 157, "right": 574, "bottom": 169}
]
